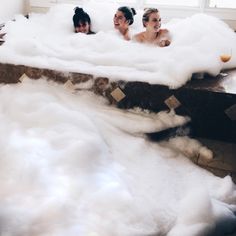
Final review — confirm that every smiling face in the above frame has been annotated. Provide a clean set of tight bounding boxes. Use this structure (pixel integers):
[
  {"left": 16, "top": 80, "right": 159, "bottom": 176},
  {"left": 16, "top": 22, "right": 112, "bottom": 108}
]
[
  {"left": 113, "top": 10, "right": 129, "bottom": 31},
  {"left": 144, "top": 12, "right": 161, "bottom": 33},
  {"left": 75, "top": 21, "right": 90, "bottom": 34}
]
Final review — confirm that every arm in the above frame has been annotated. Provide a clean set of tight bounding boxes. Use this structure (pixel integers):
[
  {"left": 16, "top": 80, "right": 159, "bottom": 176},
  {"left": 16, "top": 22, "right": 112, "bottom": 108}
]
[{"left": 159, "top": 29, "right": 171, "bottom": 47}]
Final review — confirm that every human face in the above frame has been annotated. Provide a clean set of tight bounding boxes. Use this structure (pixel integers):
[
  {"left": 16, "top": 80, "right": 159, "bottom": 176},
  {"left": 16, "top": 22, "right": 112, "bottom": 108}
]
[
  {"left": 75, "top": 21, "right": 90, "bottom": 34},
  {"left": 113, "top": 11, "right": 129, "bottom": 31},
  {"left": 145, "top": 12, "right": 161, "bottom": 33}
]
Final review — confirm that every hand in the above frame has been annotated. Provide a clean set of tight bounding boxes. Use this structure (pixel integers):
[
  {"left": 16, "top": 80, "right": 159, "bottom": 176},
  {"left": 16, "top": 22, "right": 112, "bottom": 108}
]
[{"left": 159, "top": 39, "right": 171, "bottom": 47}]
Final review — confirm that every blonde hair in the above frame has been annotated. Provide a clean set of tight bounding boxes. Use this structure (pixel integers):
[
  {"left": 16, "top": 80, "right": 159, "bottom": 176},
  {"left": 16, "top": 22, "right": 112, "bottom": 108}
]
[{"left": 142, "top": 8, "right": 159, "bottom": 27}]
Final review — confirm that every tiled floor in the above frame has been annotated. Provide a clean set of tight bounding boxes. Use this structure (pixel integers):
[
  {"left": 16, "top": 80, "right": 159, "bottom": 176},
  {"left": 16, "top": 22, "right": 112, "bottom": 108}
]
[
  {"left": 187, "top": 138, "right": 236, "bottom": 236},
  {"left": 196, "top": 138, "right": 236, "bottom": 183}
]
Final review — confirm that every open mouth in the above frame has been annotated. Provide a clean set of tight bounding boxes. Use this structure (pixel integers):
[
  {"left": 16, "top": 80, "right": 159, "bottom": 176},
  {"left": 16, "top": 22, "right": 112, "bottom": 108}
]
[{"left": 114, "top": 23, "right": 120, "bottom": 28}]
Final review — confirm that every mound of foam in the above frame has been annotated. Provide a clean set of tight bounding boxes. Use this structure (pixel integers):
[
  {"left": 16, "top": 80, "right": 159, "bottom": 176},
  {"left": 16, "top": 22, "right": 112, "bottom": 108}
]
[{"left": 0, "top": 79, "right": 235, "bottom": 235}]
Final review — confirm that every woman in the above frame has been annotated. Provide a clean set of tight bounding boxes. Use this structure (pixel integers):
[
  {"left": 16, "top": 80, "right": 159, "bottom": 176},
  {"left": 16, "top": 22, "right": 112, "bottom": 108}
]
[
  {"left": 113, "top": 6, "right": 136, "bottom": 41},
  {"left": 133, "top": 8, "right": 171, "bottom": 47},
  {"left": 73, "top": 7, "right": 95, "bottom": 34}
]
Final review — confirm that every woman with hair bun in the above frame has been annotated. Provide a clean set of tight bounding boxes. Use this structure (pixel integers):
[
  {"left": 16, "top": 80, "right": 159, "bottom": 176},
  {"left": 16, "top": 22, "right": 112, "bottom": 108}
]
[
  {"left": 113, "top": 6, "right": 136, "bottom": 41},
  {"left": 72, "top": 7, "right": 95, "bottom": 34}
]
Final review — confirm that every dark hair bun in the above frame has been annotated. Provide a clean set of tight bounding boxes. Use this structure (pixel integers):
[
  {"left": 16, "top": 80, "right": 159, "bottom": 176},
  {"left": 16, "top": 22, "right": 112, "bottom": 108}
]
[
  {"left": 131, "top": 8, "right": 136, "bottom": 16},
  {"left": 74, "top": 7, "right": 84, "bottom": 15}
]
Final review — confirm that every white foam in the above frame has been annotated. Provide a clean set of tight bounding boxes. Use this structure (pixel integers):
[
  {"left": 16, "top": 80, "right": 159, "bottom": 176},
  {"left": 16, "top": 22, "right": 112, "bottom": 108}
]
[{"left": 0, "top": 79, "right": 235, "bottom": 235}]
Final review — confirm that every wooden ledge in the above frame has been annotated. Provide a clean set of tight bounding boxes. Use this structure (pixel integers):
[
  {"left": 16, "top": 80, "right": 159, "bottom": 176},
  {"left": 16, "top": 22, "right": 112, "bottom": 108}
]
[{"left": 0, "top": 62, "right": 235, "bottom": 143}]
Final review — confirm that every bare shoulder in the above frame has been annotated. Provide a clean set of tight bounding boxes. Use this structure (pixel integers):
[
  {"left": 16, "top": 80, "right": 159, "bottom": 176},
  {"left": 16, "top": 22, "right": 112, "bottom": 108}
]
[
  {"left": 159, "top": 29, "right": 170, "bottom": 36},
  {"left": 161, "top": 28, "right": 169, "bottom": 33},
  {"left": 132, "top": 32, "right": 145, "bottom": 43}
]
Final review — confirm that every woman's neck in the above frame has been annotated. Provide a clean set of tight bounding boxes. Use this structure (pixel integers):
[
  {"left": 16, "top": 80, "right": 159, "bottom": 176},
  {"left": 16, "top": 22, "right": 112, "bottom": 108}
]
[{"left": 119, "top": 28, "right": 130, "bottom": 40}]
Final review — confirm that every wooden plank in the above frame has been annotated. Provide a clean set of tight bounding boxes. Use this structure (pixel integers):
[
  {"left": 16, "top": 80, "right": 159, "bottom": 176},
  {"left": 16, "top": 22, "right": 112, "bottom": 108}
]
[
  {"left": 117, "top": 71, "right": 236, "bottom": 143},
  {"left": 0, "top": 62, "right": 235, "bottom": 142}
]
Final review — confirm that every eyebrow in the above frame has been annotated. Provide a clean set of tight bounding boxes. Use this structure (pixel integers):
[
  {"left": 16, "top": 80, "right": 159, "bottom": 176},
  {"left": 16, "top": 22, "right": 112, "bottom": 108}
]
[{"left": 115, "top": 14, "right": 124, "bottom": 18}]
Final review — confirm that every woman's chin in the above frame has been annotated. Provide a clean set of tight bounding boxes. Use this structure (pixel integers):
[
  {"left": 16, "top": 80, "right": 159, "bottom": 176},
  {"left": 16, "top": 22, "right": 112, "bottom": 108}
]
[{"left": 149, "top": 29, "right": 159, "bottom": 34}]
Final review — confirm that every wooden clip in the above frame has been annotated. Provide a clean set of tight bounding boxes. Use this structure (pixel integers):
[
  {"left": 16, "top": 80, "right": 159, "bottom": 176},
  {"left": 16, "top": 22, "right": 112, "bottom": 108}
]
[
  {"left": 164, "top": 95, "right": 181, "bottom": 110},
  {"left": 19, "top": 73, "right": 29, "bottom": 82},
  {"left": 64, "top": 80, "right": 75, "bottom": 91},
  {"left": 110, "top": 87, "right": 126, "bottom": 102}
]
